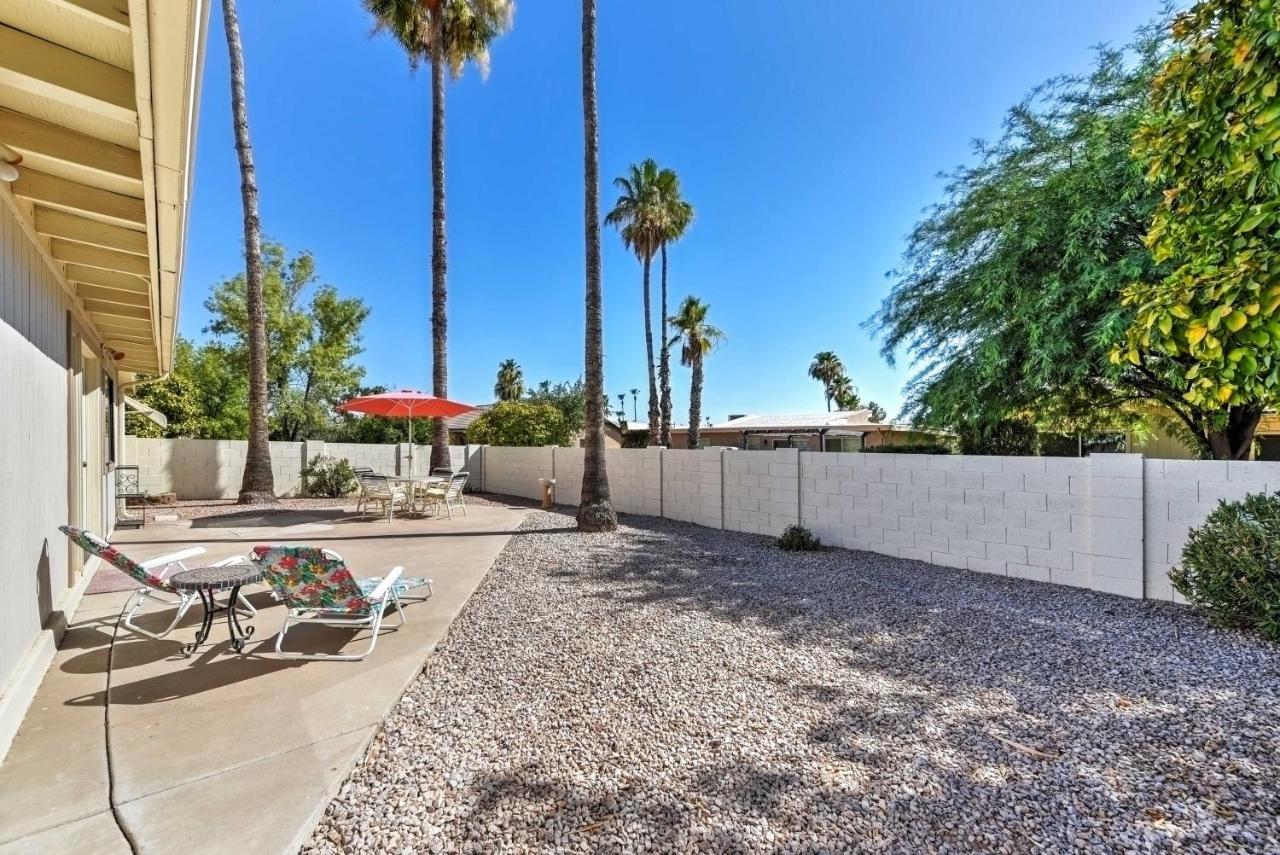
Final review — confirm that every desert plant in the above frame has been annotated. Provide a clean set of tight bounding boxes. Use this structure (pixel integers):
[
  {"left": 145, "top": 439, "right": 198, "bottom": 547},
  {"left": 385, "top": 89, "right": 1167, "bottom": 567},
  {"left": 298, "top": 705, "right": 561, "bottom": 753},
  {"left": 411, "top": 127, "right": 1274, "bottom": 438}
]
[
  {"left": 301, "top": 456, "right": 358, "bottom": 498},
  {"left": 777, "top": 524, "right": 821, "bottom": 552},
  {"left": 1171, "top": 491, "right": 1280, "bottom": 640}
]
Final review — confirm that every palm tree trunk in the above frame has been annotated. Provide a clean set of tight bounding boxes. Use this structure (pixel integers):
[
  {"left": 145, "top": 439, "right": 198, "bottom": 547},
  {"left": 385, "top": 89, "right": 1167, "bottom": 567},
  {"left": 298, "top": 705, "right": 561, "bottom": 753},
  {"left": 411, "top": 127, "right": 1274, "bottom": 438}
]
[
  {"left": 429, "top": 19, "right": 450, "bottom": 472},
  {"left": 642, "top": 256, "right": 659, "bottom": 444},
  {"left": 577, "top": 0, "right": 616, "bottom": 532},
  {"left": 223, "top": 0, "right": 274, "bottom": 504},
  {"left": 658, "top": 243, "right": 672, "bottom": 447},
  {"left": 688, "top": 350, "right": 703, "bottom": 449}
]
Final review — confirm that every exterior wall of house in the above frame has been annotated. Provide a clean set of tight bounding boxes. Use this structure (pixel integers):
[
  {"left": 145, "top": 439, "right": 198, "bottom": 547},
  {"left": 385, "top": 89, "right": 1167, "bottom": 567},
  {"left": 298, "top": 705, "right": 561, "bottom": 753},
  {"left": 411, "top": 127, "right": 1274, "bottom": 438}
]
[{"left": 0, "top": 197, "right": 115, "bottom": 756}]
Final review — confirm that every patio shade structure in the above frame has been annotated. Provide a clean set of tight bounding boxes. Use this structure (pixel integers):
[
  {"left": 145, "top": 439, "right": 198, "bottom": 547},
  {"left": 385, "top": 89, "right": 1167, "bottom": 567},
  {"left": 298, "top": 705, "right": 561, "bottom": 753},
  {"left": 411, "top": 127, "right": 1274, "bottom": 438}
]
[{"left": 336, "top": 391, "right": 476, "bottom": 472}]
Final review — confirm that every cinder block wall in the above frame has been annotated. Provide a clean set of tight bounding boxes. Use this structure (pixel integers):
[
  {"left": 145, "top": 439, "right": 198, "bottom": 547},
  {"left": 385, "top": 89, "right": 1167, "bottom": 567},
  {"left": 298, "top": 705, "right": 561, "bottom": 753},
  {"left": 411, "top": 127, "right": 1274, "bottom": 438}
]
[{"left": 123, "top": 438, "right": 1279, "bottom": 603}]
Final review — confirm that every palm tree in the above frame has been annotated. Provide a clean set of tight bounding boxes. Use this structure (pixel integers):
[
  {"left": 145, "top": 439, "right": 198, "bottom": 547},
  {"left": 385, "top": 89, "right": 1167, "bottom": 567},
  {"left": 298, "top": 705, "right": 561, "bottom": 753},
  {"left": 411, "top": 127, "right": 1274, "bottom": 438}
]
[
  {"left": 494, "top": 358, "right": 523, "bottom": 401},
  {"left": 604, "top": 160, "right": 665, "bottom": 444},
  {"left": 808, "top": 351, "right": 845, "bottom": 411},
  {"left": 616, "top": 392, "right": 627, "bottom": 422},
  {"left": 829, "top": 375, "right": 860, "bottom": 411},
  {"left": 364, "top": 0, "right": 513, "bottom": 471},
  {"left": 668, "top": 296, "right": 724, "bottom": 450},
  {"left": 655, "top": 168, "right": 694, "bottom": 449},
  {"left": 629, "top": 388, "right": 638, "bottom": 421},
  {"left": 221, "top": 0, "right": 274, "bottom": 504},
  {"left": 577, "top": 0, "right": 616, "bottom": 532}
]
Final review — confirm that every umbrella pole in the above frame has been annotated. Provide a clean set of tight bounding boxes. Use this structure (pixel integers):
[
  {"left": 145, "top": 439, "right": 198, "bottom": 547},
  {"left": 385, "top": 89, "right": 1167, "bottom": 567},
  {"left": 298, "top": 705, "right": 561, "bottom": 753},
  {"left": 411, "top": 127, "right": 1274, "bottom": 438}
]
[{"left": 408, "top": 416, "right": 414, "bottom": 474}]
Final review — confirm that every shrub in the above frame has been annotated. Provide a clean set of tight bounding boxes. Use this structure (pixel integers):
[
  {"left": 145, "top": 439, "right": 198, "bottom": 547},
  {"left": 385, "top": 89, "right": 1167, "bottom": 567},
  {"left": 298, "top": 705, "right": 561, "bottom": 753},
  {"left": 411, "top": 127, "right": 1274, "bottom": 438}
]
[
  {"left": 958, "top": 418, "right": 1040, "bottom": 456},
  {"left": 466, "top": 401, "right": 570, "bottom": 447},
  {"left": 1171, "top": 492, "right": 1280, "bottom": 640},
  {"left": 862, "top": 442, "right": 952, "bottom": 455},
  {"left": 777, "top": 524, "right": 821, "bottom": 552},
  {"left": 301, "top": 456, "right": 358, "bottom": 498}
]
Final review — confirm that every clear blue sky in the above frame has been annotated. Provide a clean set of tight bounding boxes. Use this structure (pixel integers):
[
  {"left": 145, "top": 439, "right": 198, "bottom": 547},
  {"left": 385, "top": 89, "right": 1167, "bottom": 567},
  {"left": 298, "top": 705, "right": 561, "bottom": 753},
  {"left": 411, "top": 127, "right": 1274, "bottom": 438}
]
[{"left": 181, "top": 0, "right": 1163, "bottom": 424}]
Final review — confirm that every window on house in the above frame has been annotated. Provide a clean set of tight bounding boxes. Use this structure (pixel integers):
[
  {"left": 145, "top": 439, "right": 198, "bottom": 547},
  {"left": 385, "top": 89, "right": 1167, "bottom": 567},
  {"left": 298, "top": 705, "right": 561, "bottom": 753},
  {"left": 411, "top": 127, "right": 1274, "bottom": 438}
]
[{"left": 104, "top": 373, "right": 116, "bottom": 464}]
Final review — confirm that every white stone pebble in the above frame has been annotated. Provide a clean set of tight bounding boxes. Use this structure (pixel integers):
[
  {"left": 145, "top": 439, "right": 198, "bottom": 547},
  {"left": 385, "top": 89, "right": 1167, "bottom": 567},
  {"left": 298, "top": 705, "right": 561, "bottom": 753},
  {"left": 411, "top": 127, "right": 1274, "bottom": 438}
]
[{"left": 306, "top": 505, "right": 1280, "bottom": 854}]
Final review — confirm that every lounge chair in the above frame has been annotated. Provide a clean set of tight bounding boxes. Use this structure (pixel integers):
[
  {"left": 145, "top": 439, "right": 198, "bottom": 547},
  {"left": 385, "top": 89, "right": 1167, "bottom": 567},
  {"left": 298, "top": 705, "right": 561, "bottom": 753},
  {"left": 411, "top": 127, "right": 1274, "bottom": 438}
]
[
  {"left": 250, "top": 545, "right": 429, "bottom": 660},
  {"left": 60, "top": 525, "right": 253, "bottom": 640},
  {"left": 418, "top": 472, "right": 469, "bottom": 519}
]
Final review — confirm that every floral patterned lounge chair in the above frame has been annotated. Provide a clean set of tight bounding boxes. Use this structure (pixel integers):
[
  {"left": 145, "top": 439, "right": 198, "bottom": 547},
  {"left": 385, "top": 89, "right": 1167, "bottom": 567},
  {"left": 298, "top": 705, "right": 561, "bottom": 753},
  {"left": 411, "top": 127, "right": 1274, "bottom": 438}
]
[
  {"left": 250, "top": 545, "right": 429, "bottom": 661},
  {"left": 60, "top": 525, "right": 254, "bottom": 640}
]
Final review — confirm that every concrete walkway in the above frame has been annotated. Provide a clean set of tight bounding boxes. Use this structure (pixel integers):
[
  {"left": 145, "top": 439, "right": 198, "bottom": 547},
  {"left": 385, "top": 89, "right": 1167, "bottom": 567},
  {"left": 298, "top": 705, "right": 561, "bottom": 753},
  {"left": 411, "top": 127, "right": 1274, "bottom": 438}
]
[{"left": 0, "top": 500, "right": 529, "bottom": 854}]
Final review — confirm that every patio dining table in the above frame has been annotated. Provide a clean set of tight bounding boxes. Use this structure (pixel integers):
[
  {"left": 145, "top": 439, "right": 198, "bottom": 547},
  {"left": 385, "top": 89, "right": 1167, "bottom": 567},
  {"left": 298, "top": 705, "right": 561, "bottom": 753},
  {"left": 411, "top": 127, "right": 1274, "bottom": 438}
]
[{"left": 385, "top": 474, "right": 446, "bottom": 516}]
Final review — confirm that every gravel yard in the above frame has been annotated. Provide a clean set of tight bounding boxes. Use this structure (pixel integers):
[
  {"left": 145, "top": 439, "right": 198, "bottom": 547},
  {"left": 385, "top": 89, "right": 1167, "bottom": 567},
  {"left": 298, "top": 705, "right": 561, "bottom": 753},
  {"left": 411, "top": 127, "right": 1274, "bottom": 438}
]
[{"left": 309, "top": 509, "right": 1280, "bottom": 854}]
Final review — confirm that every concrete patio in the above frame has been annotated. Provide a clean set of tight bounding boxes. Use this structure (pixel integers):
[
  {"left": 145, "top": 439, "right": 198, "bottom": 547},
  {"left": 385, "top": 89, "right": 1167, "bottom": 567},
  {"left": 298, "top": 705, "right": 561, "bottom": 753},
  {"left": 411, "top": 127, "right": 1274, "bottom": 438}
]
[{"left": 0, "top": 498, "right": 530, "bottom": 855}]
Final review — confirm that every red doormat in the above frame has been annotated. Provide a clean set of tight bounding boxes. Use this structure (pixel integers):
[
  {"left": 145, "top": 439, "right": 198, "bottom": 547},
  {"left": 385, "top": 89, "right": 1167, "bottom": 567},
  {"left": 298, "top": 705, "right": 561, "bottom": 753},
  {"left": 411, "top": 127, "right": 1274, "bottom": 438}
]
[{"left": 86, "top": 563, "right": 141, "bottom": 595}]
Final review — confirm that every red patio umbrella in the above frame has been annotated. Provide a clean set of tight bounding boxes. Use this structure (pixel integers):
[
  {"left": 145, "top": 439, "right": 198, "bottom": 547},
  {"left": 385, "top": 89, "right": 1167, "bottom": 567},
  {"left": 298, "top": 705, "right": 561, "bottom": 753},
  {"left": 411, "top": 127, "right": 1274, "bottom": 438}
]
[{"left": 336, "top": 390, "right": 476, "bottom": 472}]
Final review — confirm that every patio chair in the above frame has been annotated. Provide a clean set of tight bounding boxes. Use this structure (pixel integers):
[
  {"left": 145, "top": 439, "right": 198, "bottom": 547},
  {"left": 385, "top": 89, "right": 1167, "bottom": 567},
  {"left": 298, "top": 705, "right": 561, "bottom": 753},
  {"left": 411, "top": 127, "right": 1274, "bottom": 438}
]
[
  {"left": 60, "top": 525, "right": 254, "bottom": 641},
  {"left": 358, "top": 473, "right": 408, "bottom": 521},
  {"left": 418, "top": 472, "right": 469, "bottom": 519},
  {"left": 250, "top": 545, "right": 424, "bottom": 660},
  {"left": 430, "top": 467, "right": 454, "bottom": 478}
]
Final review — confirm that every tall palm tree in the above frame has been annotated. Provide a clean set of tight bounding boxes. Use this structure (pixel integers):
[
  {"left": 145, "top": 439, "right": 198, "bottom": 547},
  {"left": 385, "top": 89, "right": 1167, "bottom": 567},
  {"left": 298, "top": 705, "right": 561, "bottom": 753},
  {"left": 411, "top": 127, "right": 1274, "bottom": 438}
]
[
  {"left": 629, "top": 387, "right": 638, "bottom": 421},
  {"left": 668, "top": 296, "right": 724, "bottom": 450},
  {"left": 616, "top": 392, "right": 627, "bottom": 421},
  {"left": 828, "top": 374, "right": 860, "bottom": 411},
  {"left": 494, "top": 358, "right": 523, "bottom": 401},
  {"left": 221, "top": 0, "right": 274, "bottom": 504},
  {"left": 655, "top": 168, "right": 694, "bottom": 449},
  {"left": 808, "top": 351, "right": 845, "bottom": 411},
  {"left": 604, "top": 160, "right": 665, "bottom": 444},
  {"left": 364, "top": 0, "right": 513, "bottom": 471},
  {"left": 577, "top": 0, "right": 616, "bottom": 532}
]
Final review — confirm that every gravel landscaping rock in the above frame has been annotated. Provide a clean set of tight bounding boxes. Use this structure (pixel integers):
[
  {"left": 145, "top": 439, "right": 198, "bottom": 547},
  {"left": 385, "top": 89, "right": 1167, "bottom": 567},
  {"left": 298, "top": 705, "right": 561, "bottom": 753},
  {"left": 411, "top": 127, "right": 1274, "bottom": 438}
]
[{"left": 307, "top": 508, "right": 1280, "bottom": 853}]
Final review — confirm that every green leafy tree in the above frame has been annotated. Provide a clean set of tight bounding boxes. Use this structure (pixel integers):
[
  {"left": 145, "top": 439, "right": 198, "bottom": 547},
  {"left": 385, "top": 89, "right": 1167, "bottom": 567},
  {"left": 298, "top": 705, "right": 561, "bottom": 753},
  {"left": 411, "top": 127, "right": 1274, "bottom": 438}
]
[
  {"left": 466, "top": 400, "right": 570, "bottom": 447},
  {"left": 958, "top": 418, "right": 1040, "bottom": 456},
  {"left": 1120, "top": 1, "right": 1280, "bottom": 459},
  {"left": 866, "top": 401, "right": 887, "bottom": 423},
  {"left": 127, "top": 338, "right": 248, "bottom": 439},
  {"left": 868, "top": 27, "right": 1256, "bottom": 456},
  {"left": 364, "top": 0, "right": 514, "bottom": 471},
  {"left": 204, "top": 243, "right": 370, "bottom": 441},
  {"left": 494, "top": 358, "right": 524, "bottom": 401},
  {"left": 808, "top": 351, "right": 845, "bottom": 411},
  {"left": 527, "top": 379, "right": 587, "bottom": 438},
  {"left": 668, "top": 296, "right": 724, "bottom": 449}
]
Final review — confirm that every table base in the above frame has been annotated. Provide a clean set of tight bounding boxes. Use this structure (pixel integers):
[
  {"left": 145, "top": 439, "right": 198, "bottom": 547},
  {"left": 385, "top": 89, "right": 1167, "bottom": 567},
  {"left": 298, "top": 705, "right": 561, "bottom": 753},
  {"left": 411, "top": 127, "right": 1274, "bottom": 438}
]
[{"left": 182, "top": 584, "right": 255, "bottom": 656}]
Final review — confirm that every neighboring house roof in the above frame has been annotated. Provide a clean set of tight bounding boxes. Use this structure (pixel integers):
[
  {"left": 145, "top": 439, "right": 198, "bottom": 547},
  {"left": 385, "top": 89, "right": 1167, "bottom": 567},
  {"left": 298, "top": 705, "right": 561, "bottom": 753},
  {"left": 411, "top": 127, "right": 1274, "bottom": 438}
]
[
  {"left": 0, "top": 0, "right": 207, "bottom": 376},
  {"left": 706, "top": 411, "right": 894, "bottom": 433},
  {"left": 445, "top": 405, "right": 492, "bottom": 431}
]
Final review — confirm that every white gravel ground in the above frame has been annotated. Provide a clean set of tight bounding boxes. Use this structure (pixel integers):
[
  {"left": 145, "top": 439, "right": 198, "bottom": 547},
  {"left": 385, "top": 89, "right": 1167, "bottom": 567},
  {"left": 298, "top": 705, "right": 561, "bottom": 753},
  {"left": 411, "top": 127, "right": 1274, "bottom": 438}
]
[{"left": 308, "top": 508, "right": 1280, "bottom": 854}]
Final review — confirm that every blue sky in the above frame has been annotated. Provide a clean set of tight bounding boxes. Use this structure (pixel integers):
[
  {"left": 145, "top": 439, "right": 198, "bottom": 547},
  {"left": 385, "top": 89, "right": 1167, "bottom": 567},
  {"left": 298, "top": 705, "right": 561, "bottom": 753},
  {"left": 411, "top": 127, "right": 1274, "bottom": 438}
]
[{"left": 182, "top": 0, "right": 1163, "bottom": 424}]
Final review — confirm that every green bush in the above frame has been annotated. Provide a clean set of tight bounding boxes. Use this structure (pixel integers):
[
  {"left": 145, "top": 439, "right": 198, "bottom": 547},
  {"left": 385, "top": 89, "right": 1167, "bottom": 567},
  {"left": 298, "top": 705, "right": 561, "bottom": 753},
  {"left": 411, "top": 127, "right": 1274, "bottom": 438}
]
[
  {"left": 301, "top": 456, "right": 358, "bottom": 498},
  {"left": 1171, "top": 492, "right": 1280, "bottom": 640},
  {"left": 958, "top": 418, "right": 1040, "bottom": 456},
  {"left": 466, "top": 401, "right": 570, "bottom": 447},
  {"left": 777, "top": 524, "right": 821, "bottom": 552},
  {"left": 862, "top": 442, "right": 952, "bottom": 455}
]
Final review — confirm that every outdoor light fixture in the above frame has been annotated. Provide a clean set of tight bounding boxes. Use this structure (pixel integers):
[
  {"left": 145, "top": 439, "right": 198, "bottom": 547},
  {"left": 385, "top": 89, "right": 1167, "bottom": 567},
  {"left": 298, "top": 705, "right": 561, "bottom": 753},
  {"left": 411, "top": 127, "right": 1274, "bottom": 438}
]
[{"left": 0, "top": 144, "right": 20, "bottom": 182}]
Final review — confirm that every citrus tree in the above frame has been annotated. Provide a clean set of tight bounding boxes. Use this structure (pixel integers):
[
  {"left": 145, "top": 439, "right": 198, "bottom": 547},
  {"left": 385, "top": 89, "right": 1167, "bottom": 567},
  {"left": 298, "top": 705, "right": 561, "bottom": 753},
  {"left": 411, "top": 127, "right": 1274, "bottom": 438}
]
[{"left": 1120, "top": 0, "right": 1280, "bottom": 458}]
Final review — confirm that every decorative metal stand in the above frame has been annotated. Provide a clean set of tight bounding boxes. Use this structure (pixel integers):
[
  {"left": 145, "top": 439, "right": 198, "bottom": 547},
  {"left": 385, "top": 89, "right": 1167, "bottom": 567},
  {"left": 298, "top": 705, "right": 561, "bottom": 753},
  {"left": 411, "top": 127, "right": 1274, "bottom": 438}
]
[
  {"left": 169, "top": 566, "right": 263, "bottom": 656},
  {"left": 114, "top": 465, "right": 148, "bottom": 529}
]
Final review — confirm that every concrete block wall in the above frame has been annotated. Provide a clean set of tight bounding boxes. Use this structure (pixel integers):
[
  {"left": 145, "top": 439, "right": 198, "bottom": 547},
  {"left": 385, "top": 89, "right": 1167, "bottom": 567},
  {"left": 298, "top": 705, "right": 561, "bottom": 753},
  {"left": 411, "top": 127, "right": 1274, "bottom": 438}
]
[
  {"left": 1142, "top": 458, "right": 1280, "bottom": 602},
  {"left": 722, "top": 448, "right": 801, "bottom": 535},
  {"left": 797, "top": 452, "right": 1145, "bottom": 598},
  {"left": 323, "top": 442, "right": 398, "bottom": 476},
  {"left": 662, "top": 449, "right": 723, "bottom": 528},
  {"left": 483, "top": 446, "right": 553, "bottom": 501},
  {"left": 125, "top": 437, "right": 302, "bottom": 499}
]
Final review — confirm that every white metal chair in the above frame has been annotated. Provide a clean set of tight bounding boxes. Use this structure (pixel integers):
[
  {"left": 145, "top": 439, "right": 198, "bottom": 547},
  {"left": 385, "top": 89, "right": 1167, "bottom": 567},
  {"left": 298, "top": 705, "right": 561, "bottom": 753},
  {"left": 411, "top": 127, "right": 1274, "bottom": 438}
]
[
  {"left": 250, "top": 545, "right": 409, "bottom": 661},
  {"left": 60, "top": 525, "right": 253, "bottom": 640},
  {"left": 418, "top": 472, "right": 469, "bottom": 519},
  {"left": 358, "top": 473, "right": 408, "bottom": 521}
]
